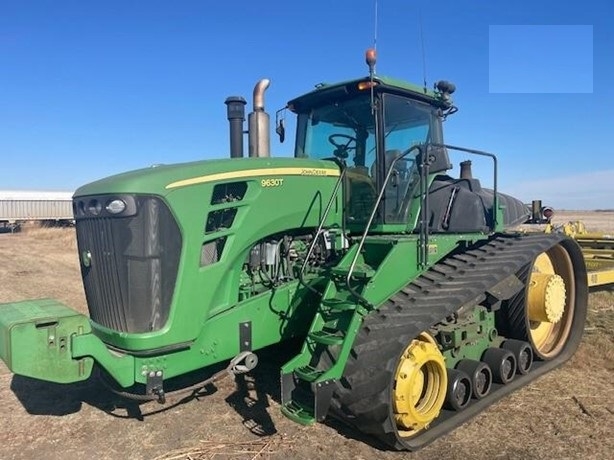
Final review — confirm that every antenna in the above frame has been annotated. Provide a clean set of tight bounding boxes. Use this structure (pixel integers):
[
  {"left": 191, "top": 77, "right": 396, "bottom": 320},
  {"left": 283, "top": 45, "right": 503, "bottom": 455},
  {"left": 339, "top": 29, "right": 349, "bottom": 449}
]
[
  {"left": 373, "top": 0, "right": 378, "bottom": 56},
  {"left": 366, "top": 0, "right": 379, "bottom": 114},
  {"left": 418, "top": 4, "right": 428, "bottom": 92}
]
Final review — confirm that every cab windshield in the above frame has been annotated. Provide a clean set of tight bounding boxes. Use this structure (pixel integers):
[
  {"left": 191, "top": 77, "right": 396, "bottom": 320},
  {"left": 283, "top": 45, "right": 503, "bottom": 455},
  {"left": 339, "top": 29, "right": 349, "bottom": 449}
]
[
  {"left": 294, "top": 92, "right": 440, "bottom": 226},
  {"left": 294, "top": 95, "right": 376, "bottom": 168}
]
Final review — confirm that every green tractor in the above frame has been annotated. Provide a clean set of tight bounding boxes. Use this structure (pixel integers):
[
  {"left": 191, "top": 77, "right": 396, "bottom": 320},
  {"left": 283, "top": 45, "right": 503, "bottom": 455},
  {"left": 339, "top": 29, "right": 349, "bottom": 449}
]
[{"left": 0, "top": 51, "right": 587, "bottom": 450}]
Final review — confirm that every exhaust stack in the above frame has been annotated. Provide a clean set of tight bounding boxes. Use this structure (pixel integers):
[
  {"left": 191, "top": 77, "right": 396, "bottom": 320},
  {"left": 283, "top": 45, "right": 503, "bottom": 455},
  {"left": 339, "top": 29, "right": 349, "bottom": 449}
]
[
  {"left": 225, "top": 96, "right": 247, "bottom": 158},
  {"left": 460, "top": 160, "right": 473, "bottom": 179},
  {"left": 531, "top": 200, "right": 543, "bottom": 222},
  {"left": 248, "top": 79, "right": 271, "bottom": 158}
]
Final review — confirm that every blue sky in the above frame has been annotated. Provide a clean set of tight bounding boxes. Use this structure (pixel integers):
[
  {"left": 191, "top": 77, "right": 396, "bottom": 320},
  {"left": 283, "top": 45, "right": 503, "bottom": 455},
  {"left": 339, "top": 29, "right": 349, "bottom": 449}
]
[{"left": 1, "top": 0, "right": 612, "bottom": 209}]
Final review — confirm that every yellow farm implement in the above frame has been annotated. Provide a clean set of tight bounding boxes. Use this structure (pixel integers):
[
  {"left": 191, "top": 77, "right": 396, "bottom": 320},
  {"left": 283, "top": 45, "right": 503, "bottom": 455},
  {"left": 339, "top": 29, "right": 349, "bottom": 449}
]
[{"left": 552, "top": 221, "right": 614, "bottom": 289}]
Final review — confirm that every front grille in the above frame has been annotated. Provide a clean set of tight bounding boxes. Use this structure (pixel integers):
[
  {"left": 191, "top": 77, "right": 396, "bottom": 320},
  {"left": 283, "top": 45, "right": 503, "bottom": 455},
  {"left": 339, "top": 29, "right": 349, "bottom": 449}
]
[{"left": 75, "top": 196, "right": 182, "bottom": 333}]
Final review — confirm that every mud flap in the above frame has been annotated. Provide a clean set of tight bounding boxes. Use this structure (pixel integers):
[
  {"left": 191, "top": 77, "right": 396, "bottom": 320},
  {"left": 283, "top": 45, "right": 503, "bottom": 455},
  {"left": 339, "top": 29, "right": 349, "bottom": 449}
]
[{"left": 0, "top": 298, "right": 94, "bottom": 383}]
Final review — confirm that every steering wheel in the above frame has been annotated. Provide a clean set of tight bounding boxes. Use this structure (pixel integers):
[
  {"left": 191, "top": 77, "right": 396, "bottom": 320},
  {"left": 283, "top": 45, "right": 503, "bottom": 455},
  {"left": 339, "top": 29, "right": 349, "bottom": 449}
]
[{"left": 328, "top": 134, "right": 357, "bottom": 159}]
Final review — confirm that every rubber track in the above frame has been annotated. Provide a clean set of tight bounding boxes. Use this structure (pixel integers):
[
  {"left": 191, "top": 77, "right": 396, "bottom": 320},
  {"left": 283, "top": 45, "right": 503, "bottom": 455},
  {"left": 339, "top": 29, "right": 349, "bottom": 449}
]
[{"left": 328, "top": 232, "right": 587, "bottom": 450}]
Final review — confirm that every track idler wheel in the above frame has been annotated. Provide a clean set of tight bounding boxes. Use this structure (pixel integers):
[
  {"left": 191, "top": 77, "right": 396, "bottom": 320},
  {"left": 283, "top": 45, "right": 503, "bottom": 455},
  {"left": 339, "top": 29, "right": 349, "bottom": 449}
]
[
  {"left": 502, "top": 339, "right": 533, "bottom": 375},
  {"left": 393, "top": 333, "right": 448, "bottom": 437},
  {"left": 501, "top": 240, "right": 588, "bottom": 361},
  {"left": 481, "top": 348, "right": 516, "bottom": 384},
  {"left": 455, "top": 359, "right": 492, "bottom": 399},
  {"left": 444, "top": 368, "right": 472, "bottom": 411}
]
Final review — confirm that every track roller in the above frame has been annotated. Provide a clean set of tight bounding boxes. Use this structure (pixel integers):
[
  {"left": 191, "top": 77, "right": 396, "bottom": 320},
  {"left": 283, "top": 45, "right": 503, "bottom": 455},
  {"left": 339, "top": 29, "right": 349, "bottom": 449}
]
[
  {"left": 481, "top": 348, "right": 516, "bottom": 384},
  {"left": 502, "top": 339, "right": 533, "bottom": 375},
  {"left": 444, "top": 368, "right": 472, "bottom": 411},
  {"left": 455, "top": 359, "right": 492, "bottom": 399}
]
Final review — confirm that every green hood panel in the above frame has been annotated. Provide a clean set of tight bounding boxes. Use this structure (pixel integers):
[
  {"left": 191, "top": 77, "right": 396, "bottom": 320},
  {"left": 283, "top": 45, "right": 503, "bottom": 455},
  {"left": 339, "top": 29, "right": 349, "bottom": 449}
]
[{"left": 74, "top": 157, "right": 340, "bottom": 197}]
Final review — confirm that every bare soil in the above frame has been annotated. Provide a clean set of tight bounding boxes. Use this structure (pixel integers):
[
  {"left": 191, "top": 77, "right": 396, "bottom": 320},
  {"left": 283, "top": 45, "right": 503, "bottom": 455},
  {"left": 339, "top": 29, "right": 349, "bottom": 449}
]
[{"left": 0, "top": 218, "right": 613, "bottom": 460}]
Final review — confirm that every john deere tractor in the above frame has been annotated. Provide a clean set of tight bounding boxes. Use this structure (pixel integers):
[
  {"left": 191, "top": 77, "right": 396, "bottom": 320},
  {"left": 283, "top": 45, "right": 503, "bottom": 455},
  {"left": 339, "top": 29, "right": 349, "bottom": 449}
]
[{"left": 0, "top": 51, "right": 587, "bottom": 450}]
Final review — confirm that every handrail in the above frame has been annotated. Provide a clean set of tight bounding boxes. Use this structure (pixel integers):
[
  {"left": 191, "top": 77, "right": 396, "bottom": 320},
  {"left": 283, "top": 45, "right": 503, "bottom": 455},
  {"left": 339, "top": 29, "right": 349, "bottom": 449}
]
[
  {"left": 345, "top": 145, "right": 423, "bottom": 308},
  {"left": 298, "top": 165, "right": 347, "bottom": 296},
  {"left": 418, "top": 145, "right": 429, "bottom": 268},
  {"left": 430, "top": 143, "right": 499, "bottom": 231}
]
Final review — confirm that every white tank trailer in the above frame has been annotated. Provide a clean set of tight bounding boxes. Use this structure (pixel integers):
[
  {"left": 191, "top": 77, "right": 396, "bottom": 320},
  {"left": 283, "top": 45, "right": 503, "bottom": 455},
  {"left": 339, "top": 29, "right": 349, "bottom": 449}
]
[{"left": 0, "top": 190, "right": 74, "bottom": 231}]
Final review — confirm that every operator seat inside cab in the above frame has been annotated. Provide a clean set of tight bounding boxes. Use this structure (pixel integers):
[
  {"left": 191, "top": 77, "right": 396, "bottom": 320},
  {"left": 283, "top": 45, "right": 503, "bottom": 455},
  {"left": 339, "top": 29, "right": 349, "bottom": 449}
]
[
  {"left": 370, "top": 149, "right": 408, "bottom": 178},
  {"left": 376, "top": 150, "right": 413, "bottom": 220},
  {"left": 346, "top": 164, "right": 375, "bottom": 222}
]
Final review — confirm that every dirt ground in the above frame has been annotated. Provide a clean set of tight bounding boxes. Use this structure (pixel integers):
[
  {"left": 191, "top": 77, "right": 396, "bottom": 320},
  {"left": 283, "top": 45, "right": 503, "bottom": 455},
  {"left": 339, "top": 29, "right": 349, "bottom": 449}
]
[{"left": 1, "top": 215, "right": 613, "bottom": 460}]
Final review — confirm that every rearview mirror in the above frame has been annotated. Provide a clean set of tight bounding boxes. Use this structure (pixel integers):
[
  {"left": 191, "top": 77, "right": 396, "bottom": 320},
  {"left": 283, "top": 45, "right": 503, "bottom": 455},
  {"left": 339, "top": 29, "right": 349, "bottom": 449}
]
[{"left": 275, "top": 108, "right": 286, "bottom": 143}]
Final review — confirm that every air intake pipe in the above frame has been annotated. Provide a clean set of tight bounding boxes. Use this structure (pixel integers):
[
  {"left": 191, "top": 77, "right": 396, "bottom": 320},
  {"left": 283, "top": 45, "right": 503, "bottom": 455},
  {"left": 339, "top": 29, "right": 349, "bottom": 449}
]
[
  {"left": 248, "top": 79, "right": 271, "bottom": 158},
  {"left": 225, "top": 96, "right": 247, "bottom": 158}
]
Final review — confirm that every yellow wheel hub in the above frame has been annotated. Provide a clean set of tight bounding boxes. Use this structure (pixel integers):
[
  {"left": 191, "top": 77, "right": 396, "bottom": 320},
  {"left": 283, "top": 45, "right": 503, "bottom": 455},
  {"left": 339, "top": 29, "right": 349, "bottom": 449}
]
[
  {"left": 527, "top": 272, "right": 566, "bottom": 323},
  {"left": 526, "top": 248, "right": 576, "bottom": 358},
  {"left": 393, "top": 333, "right": 447, "bottom": 437}
]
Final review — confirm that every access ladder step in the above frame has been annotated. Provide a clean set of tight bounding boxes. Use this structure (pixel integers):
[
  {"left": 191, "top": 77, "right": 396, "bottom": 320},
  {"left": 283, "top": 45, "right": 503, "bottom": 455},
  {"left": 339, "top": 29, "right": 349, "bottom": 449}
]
[
  {"left": 331, "top": 265, "right": 375, "bottom": 280},
  {"left": 321, "top": 298, "right": 356, "bottom": 311},
  {"left": 280, "top": 400, "right": 316, "bottom": 425},
  {"left": 294, "top": 365, "right": 325, "bottom": 382},
  {"left": 308, "top": 329, "right": 345, "bottom": 345}
]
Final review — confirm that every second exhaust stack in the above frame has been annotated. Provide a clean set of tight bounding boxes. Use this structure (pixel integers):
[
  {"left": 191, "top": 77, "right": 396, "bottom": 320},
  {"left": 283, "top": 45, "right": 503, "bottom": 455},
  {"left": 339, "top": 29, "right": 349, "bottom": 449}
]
[
  {"left": 225, "top": 96, "right": 247, "bottom": 158},
  {"left": 248, "top": 79, "right": 271, "bottom": 158}
]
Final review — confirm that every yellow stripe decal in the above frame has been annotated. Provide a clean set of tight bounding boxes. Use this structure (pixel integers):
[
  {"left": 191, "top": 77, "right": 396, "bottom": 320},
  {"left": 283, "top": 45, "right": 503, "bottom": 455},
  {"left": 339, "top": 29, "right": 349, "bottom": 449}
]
[{"left": 166, "top": 167, "right": 340, "bottom": 189}]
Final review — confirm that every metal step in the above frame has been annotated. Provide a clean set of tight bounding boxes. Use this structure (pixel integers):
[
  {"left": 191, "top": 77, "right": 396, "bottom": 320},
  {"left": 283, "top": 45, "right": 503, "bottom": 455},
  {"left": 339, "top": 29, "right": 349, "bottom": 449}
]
[
  {"left": 331, "top": 264, "right": 375, "bottom": 280},
  {"left": 294, "top": 365, "right": 325, "bottom": 382},
  {"left": 280, "top": 400, "right": 316, "bottom": 425},
  {"left": 309, "top": 329, "right": 345, "bottom": 345},
  {"left": 321, "top": 298, "right": 356, "bottom": 311}
]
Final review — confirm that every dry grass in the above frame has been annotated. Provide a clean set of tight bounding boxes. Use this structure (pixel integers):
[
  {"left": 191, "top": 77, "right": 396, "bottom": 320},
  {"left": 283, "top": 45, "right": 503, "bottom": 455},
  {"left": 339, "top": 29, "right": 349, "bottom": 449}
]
[
  {"left": 21, "top": 225, "right": 78, "bottom": 242},
  {"left": 153, "top": 433, "right": 304, "bottom": 460},
  {"left": 0, "top": 227, "right": 86, "bottom": 313},
  {"left": 0, "top": 221, "right": 613, "bottom": 460}
]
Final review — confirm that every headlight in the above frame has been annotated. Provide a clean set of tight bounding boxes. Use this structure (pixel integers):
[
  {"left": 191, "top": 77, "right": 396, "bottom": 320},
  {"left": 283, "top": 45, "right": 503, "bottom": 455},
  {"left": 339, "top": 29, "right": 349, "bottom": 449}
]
[
  {"left": 106, "top": 199, "right": 127, "bottom": 214},
  {"left": 73, "top": 194, "right": 138, "bottom": 219},
  {"left": 87, "top": 199, "right": 102, "bottom": 216}
]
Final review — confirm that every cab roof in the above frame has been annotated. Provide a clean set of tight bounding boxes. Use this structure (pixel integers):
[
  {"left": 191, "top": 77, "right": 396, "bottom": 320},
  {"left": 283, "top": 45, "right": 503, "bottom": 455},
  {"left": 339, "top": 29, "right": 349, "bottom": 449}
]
[{"left": 287, "top": 75, "right": 451, "bottom": 113}]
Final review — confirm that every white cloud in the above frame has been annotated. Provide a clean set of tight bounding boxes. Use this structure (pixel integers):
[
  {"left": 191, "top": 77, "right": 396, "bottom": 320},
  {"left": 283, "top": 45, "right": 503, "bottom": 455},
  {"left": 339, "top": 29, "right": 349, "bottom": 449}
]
[{"left": 502, "top": 170, "right": 614, "bottom": 210}]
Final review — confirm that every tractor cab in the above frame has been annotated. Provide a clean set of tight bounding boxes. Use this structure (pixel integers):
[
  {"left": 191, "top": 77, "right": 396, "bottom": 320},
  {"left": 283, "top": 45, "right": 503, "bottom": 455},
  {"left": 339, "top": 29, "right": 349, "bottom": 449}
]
[{"left": 288, "top": 74, "right": 455, "bottom": 232}]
